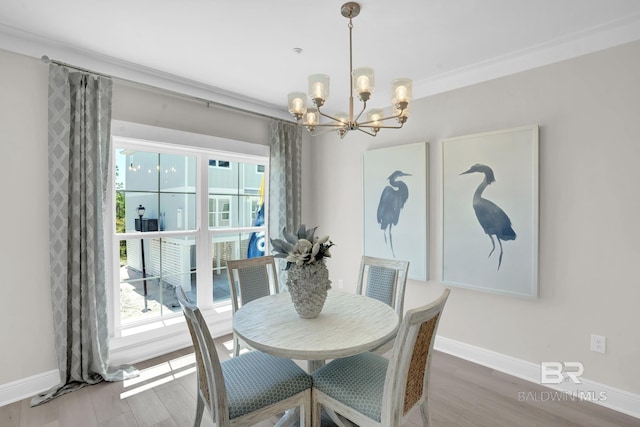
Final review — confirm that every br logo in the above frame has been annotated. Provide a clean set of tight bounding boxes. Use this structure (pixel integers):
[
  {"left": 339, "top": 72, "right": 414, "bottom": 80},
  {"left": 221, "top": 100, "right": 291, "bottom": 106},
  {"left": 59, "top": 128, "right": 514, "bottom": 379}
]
[{"left": 540, "top": 362, "right": 584, "bottom": 384}]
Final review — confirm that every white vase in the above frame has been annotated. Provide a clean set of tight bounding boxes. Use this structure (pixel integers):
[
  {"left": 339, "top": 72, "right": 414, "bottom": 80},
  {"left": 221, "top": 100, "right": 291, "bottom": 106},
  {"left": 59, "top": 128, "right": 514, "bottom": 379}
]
[{"left": 287, "top": 262, "right": 332, "bottom": 319}]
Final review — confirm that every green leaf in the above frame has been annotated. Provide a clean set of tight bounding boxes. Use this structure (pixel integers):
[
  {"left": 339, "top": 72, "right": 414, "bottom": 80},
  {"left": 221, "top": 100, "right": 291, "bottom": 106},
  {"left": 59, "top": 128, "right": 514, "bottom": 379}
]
[
  {"left": 283, "top": 229, "right": 299, "bottom": 245},
  {"left": 296, "top": 224, "right": 308, "bottom": 239},
  {"left": 271, "top": 238, "right": 293, "bottom": 254}
]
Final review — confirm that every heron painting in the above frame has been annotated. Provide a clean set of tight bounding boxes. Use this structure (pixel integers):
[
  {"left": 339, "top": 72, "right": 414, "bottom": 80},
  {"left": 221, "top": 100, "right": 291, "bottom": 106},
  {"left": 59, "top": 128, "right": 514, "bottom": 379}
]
[
  {"left": 363, "top": 142, "right": 428, "bottom": 281},
  {"left": 377, "top": 170, "right": 411, "bottom": 257},
  {"left": 442, "top": 125, "right": 538, "bottom": 298},
  {"left": 461, "top": 164, "right": 516, "bottom": 270}
]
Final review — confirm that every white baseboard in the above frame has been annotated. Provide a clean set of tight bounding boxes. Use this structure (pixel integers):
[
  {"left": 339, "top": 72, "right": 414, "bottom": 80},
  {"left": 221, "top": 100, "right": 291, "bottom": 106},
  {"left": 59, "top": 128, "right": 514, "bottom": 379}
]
[
  {"left": 0, "top": 369, "right": 59, "bottom": 407},
  {"left": 0, "top": 314, "right": 232, "bottom": 408},
  {"left": 435, "top": 335, "right": 640, "bottom": 420}
]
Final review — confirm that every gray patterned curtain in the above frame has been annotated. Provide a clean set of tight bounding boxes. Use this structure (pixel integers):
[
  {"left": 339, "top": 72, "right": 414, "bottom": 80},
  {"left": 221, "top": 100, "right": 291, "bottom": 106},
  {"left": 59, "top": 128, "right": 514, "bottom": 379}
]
[
  {"left": 268, "top": 121, "right": 302, "bottom": 287},
  {"left": 32, "top": 64, "right": 137, "bottom": 406}
]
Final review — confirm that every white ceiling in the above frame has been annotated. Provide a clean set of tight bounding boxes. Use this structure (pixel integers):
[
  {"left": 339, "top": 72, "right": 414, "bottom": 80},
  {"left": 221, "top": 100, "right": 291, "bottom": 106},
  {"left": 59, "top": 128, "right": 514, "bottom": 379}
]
[{"left": 1, "top": 0, "right": 640, "bottom": 119}]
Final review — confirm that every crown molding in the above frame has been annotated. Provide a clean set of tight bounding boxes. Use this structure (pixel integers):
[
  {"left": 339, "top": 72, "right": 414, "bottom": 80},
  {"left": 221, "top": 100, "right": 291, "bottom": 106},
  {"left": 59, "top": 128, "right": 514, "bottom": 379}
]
[
  {"left": 413, "top": 13, "right": 640, "bottom": 98},
  {"left": 0, "top": 23, "right": 291, "bottom": 121}
]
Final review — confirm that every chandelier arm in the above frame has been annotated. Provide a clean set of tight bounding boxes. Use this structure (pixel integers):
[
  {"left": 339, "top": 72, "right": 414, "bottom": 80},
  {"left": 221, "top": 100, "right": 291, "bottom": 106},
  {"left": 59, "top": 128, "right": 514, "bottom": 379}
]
[
  {"left": 307, "top": 126, "right": 345, "bottom": 136},
  {"left": 367, "top": 122, "right": 405, "bottom": 130},
  {"left": 306, "top": 122, "right": 349, "bottom": 128},
  {"left": 353, "top": 100, "right": 367, "bottom": 123},
  {"left": 358, "top": 111, "right": 403, "bottom": 126},
  {"left": 356, "top": 127, "right": 378, "bottom": 137},
  {"left": 316, "top": 105, "right": 342, "bottom": 123}
]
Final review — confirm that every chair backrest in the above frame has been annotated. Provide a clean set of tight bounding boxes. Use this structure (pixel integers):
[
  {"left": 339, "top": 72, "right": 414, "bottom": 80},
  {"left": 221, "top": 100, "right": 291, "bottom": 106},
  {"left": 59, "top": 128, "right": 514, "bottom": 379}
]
[
  {"left": 356, "top": 256, "right": 410, "bottom": 319},
  {"left": 176, "top": 287, "right": 230, "bottom": 423},
  {"left": 381, "top": 288, "right": 450, "bottom": 425},
  {"left": 226, "top": 256, "right": 279, "bottom": 314}
]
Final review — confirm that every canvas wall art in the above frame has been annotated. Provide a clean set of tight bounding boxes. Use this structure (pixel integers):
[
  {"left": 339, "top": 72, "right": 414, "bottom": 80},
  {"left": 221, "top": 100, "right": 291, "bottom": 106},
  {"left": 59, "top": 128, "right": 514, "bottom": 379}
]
[
  {"left": 442, "top": 125, "right": 538, "bottom": 297},
  {"left": 363, "top": 142, "right": 428, "bottom": 281}
]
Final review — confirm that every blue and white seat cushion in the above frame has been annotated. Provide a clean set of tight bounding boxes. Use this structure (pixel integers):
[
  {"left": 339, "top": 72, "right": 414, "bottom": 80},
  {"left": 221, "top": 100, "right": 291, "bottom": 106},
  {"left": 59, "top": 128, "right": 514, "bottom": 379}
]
[
  {"left": 222, "top": 351, "right": 312, "bottom": 419},
  {"left": 312, "top": 352, "right": 388, "bottom": 422}
]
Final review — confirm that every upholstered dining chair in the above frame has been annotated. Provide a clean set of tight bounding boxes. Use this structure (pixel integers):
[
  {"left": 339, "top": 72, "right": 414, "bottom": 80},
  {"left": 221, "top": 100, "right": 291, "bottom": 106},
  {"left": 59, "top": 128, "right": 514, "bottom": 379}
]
[
  {"left": 226, "top": 255, "right": 279, "bottom": 356},
  {"left": 176, "top": 287, "right": 312, "bottom": 427},
  {"left": 356, "top": 255, "right": 410, "bottom": 353},
  {"left": 311, "top": 288, "right": 450, "bottom": 427}
]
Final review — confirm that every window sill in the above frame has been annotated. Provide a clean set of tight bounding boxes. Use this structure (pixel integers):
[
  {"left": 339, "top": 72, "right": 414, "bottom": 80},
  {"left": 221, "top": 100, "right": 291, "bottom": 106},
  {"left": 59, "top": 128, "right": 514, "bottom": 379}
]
[{"left": 109, "top": 306, "right": 232, "bottom": 365}]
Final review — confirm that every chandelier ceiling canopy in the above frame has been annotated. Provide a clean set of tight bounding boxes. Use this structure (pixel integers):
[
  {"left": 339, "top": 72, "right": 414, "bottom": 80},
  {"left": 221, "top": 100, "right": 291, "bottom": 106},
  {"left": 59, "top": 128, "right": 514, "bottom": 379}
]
[{"left": 287, "top": 2, "right": 412, "bottom": 139}]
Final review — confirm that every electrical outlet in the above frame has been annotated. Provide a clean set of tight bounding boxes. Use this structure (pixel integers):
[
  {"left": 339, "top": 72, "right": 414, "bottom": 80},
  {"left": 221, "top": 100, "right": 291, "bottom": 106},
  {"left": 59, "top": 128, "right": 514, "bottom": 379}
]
[{"left": 591, "top": 334, "right": 606, "bottom": 354}]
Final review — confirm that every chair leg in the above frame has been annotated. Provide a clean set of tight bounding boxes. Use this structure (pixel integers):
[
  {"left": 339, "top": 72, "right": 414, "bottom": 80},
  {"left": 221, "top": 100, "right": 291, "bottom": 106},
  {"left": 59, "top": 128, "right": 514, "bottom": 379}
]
[
  {"left": 419, "top": 397, "right": 430, "bottom": 427},
  {"left": 311, "top": 392, "right": 322, "bottom": 427},
  {"left": 194, "top": 393, "right": 204, "bottom": 427},
  {"left": 233, "top": 333, "right": 240, "bottom": 357},
  {"left": 302, "top": 389, "right": 312, "bottom": 427}
]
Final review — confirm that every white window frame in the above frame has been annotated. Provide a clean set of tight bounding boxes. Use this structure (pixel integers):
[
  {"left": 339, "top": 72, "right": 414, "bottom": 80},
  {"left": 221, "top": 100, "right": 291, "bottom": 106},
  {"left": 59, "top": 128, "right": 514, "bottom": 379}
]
[
  {"left": 209, "top": 196, "right": 231, "bottom": 227},
  {"left": 107, "top": 120, "right": 269, "bottom": 364}
]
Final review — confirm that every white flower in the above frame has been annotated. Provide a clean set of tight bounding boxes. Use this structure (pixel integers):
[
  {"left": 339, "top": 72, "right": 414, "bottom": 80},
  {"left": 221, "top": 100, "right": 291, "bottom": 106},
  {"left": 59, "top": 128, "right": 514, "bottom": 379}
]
[
  {"left": 270, "top": 225, "right": 335, "bottom": 269},
  {"left": 316, "top": 235, "right": 330, "bottom": 244}
]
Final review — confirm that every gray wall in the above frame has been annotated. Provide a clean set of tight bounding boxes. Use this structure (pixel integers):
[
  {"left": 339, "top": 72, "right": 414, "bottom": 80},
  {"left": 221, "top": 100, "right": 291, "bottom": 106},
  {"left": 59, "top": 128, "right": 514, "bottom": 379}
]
[{"left": 306, "top": 41, "right": 640, "bottom": 394}]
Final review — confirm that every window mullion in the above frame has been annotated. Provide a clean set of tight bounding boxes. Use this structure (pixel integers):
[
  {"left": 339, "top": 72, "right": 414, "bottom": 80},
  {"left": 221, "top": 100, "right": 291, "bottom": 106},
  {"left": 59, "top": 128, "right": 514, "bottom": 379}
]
[{"left": 196, "top": 153, "right": 213, "bottom": 307}]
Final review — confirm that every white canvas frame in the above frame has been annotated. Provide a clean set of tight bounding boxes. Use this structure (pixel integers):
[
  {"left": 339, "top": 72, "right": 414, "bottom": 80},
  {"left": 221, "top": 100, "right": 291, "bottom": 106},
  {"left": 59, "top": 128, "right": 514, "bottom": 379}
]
[
  {"left": 441, "top": 126, "right": 538, "bottom": 297},
  {"left": 363, "top": 142, "right": 429, "bottom": 281}
]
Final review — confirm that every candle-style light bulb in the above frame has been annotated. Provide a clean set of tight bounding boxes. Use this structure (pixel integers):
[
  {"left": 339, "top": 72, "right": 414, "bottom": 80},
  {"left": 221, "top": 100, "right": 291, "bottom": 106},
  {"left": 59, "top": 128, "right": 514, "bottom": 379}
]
[
  {"left": 367, "top": 108, "right": 384, "bottom": 132},
  {"left": 357, "top": 75, "right": 369, "bottom": 92},
  {"left": 353, "top": 67, "right": 375, "bottom": 102},
  {"left": 304, "top": 108, "right": 319, "bottom": 127},
  {"left": 391, "top": 78, "right": 412, "bottom": 108},
  {"left": 308, "top": 74, "right": 330, "bottom": 107},
  {"left": 312, "top": 83, "right": 324, "bottom": 99},
  {"left": 287, "top": 92, "right": 307, "bottom": 119}
]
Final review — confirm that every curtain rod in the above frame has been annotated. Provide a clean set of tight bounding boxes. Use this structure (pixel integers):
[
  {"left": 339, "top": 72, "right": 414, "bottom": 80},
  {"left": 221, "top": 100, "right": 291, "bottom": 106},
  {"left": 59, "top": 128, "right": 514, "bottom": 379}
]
[{"left": 40, "top": 55, "right": 294, "bottom": 124}]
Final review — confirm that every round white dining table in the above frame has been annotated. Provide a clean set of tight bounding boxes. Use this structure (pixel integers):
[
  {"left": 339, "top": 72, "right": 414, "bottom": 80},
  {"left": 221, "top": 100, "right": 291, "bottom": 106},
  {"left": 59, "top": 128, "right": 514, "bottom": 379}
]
[{"left": 232, "top": 289, "right": 399, "bottom": 372}]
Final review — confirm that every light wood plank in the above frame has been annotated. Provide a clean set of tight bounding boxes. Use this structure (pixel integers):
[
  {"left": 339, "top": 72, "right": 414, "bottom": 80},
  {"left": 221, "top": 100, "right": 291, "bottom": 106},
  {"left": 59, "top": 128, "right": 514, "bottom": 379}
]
[
  {"left": 99, "top": 412, "right": 139, "bottom": 427},
  {"left": 0, "top": 400, "right": 21, "bottom": 427},
  {"left": 56, "top": 387, "right": 99, "bottom": 427},
  {"left": 19, "top": 396, "right": 60, "bottom": 427},
  {"left": 125, "top": 389, "right": 171, "bottom": 427},
  {"left": 88, "top": 380, "right": 131, "bottom": 424}
]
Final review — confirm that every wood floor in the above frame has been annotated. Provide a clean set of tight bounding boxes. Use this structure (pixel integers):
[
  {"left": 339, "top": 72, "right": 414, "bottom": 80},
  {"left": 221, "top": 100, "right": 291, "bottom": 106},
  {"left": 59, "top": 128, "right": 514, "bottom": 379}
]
[{"left": 1, "top": 334, "right": 638, "bottom": 427}]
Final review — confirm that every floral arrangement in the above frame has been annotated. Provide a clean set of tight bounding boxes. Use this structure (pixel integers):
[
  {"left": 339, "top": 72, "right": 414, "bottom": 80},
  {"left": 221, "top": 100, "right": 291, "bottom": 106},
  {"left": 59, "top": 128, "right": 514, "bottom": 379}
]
[{"left": 270, "top": 225, "right": 334, "bottom": 270}]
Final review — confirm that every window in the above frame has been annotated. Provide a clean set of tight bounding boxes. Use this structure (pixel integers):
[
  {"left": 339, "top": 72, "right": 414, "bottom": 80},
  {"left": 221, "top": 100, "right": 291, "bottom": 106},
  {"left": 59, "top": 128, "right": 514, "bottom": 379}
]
[
  {"left": 110, "top": 125, "right": 268, "bottom": 339},
  {"left": 209, "top": 197, "right": 231, "bottom": 227},
  {"left": 209, "top": 159, "right": 231, "bottom": 168}
]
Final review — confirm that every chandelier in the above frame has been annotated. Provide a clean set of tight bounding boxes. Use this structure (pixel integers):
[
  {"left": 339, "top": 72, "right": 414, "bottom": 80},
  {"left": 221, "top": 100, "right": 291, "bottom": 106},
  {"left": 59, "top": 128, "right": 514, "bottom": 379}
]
[{"left": 287, "top": 2, "right": 412, "bottom": 138}]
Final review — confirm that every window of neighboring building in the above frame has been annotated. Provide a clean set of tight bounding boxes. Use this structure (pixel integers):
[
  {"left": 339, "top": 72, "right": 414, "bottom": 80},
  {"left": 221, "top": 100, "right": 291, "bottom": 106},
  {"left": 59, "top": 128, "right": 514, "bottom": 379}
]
[{"left": 209, "top": 159, "right": 231, "bottom": 168}]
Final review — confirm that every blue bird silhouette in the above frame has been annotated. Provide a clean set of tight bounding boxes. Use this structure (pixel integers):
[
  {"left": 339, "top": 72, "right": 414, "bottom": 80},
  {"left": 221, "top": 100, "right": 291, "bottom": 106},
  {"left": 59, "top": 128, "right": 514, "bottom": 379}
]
[
  {"left": 461, "top": 164, "right": 516, "bottom": 270},
  {"left": 377, "top": 170, "right": 411, "bottom": 257}
]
